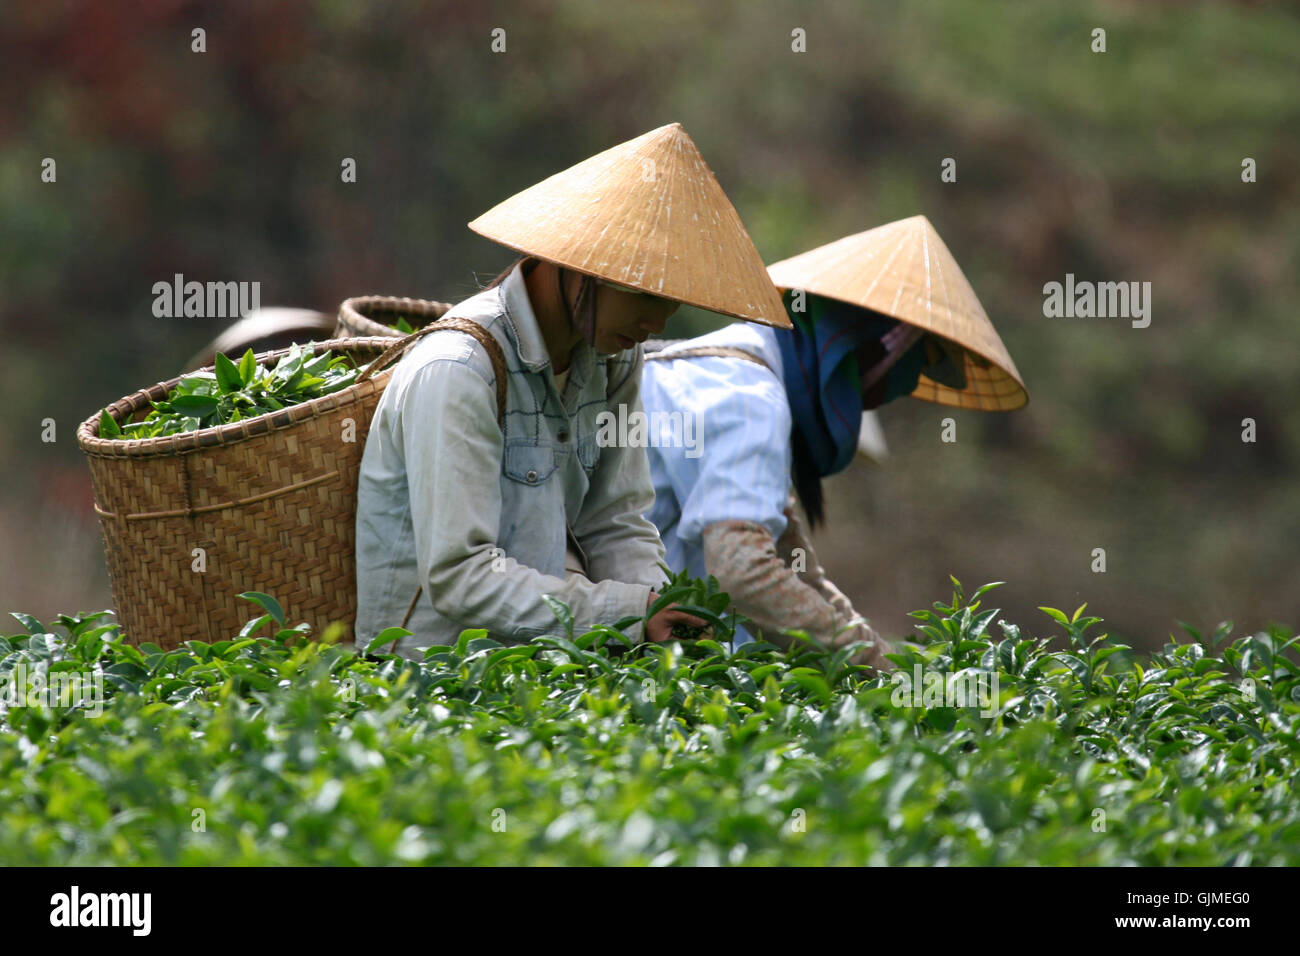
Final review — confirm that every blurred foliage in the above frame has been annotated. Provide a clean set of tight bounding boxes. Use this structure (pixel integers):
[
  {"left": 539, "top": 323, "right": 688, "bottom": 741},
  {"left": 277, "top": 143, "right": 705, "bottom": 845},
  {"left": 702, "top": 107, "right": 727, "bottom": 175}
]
[{"left": 1, "top": 0, "right": 1297, "bottom": 646}]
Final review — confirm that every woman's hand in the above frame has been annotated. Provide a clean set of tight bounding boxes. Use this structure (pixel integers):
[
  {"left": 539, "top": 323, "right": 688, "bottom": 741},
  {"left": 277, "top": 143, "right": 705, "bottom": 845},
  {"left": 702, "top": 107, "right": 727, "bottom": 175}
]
[{"left": 644, "top": 591, "right": 712, "bottom": 643}]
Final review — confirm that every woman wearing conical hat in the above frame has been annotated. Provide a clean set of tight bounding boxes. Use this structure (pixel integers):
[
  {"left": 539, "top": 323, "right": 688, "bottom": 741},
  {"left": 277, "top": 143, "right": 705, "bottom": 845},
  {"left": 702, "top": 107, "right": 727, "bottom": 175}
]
[
  {"left": 354, "top": 124, "right": 791, "bottom": 657},
  {"left": 640, "top": 216, "right": 1028, "bottom": 670}
]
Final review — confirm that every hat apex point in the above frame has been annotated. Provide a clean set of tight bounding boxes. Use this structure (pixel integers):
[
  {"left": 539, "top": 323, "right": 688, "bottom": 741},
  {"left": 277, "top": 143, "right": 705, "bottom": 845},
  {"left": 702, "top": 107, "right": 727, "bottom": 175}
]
[
  {"left": 764, "top": 215, "right": 1028, "bottom": 409},
  {"left": 466, "top": 123, "right": 786, "bottom": 327}
]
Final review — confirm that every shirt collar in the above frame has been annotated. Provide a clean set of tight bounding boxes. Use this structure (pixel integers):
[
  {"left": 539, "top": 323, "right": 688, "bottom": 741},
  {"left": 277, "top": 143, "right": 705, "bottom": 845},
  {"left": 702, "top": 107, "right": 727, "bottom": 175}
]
[
  {"left": 498, "top": 261, "right": 599, "bottom": 383},
  {"left": 498, "top": 262, "right": 553, "bottom": 373}
]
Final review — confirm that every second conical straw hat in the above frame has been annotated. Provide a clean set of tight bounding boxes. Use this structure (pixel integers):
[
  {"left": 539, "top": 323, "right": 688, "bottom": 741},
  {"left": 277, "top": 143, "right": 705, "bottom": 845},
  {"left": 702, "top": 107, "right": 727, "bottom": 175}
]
[
  {"left": 767, "top": 215, "right": 1028, "bottom": 410},
  {"left": 468, "top": 123, "right": 791, "bottom": 329}
]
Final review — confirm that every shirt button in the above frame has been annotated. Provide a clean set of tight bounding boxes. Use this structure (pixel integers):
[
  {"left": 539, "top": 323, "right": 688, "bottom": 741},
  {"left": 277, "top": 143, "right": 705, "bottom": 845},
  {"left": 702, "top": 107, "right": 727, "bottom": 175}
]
[
  {"left": 526, "top": 470, "right": 539, "bottom": 483},
  {"left": 557, "top": 430, "right": 569, "bottom": 442}
]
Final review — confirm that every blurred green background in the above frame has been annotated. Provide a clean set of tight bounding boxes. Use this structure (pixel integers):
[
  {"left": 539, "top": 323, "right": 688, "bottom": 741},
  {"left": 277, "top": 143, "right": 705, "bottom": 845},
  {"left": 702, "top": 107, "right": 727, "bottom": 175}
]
[{"left": 2, "top": 0, "right": 1297, "bottom": 649}]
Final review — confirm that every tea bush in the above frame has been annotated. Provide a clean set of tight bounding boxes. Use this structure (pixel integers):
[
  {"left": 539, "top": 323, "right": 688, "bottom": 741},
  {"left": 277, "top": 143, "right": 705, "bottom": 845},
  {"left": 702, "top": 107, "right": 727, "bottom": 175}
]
[{"left": 1, "top": 581, "right": 1296, "bottom": 865}]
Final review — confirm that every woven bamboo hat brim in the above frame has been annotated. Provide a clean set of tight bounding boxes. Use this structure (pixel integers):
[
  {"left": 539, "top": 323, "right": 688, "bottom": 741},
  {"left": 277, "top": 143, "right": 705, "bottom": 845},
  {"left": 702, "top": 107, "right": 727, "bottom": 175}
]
[
  {"left": 468, "top": 123, "right": 791, "bottom": 329},
  {"left": 767, "top": 216, "right": 1028, "bottom": 411}
]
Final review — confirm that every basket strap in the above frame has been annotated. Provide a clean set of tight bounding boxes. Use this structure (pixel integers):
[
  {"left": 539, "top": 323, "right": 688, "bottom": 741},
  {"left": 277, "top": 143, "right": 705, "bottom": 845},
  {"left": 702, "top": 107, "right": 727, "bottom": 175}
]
[
  {"left": 356, "top": 316, "right": 511, "bottom": 643},
  {"left": 357, "top": 317, "right": 509, "bottom": 428},
  {"left": 644, "top": 345, "right": 772, "bottom": 371},
  {"left": 398, "top": 587, "right": 424, "bottom": 642}
]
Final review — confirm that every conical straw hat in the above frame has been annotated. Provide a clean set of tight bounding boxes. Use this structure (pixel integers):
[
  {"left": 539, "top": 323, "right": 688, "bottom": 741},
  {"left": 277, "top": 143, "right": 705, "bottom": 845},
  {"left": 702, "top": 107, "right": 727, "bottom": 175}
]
[
  {"left": 468, "top": 123, "right": 791, "bottom": 329},
  {"left": 767, "top": 216, "right": 1028, "bottom": 410}
]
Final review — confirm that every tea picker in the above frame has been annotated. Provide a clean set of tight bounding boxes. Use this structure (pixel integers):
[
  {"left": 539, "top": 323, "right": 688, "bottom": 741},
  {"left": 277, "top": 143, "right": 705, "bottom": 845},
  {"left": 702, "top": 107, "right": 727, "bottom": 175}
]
[
  {"left": 640, "top": 216, "right": 1030, "bottom": 670},
  {"left": 353, "top": 123, "right": 793, "bottom": 657}
]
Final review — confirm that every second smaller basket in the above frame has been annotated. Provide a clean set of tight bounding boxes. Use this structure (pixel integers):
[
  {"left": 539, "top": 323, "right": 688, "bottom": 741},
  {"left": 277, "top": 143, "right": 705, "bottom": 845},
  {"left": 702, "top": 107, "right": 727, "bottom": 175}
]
[{"left": 335, "top": 295, "right": 451, "bottom": 339}]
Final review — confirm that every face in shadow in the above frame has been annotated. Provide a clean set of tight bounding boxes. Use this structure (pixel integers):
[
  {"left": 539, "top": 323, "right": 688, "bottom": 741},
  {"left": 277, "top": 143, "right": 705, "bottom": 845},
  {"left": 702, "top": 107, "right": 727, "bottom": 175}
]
[{"left": 587, "top": 278, "right": 679, "bottom": 355}]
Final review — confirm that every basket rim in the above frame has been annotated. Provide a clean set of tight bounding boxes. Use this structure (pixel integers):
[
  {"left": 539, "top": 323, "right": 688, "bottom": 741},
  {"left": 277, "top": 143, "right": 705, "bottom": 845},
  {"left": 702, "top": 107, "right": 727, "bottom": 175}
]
[
  {"left": 76, "top": 336, "right": 401, "bottom": 460},
  {"left": 337, "top": 295, "right": 454, "bottom": 332},
  {"left": 336, "top": 313, "right": 406, "bottom": 338}
]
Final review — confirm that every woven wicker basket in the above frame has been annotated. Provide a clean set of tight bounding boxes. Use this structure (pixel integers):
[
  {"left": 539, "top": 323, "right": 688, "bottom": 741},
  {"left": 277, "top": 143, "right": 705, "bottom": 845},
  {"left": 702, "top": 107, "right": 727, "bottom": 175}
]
[
  {"left": 335, "top": 295, "right": 451, "bottom": 339},
  {"left": 76, "top": 335, "right": 421, "bottom": 650}
]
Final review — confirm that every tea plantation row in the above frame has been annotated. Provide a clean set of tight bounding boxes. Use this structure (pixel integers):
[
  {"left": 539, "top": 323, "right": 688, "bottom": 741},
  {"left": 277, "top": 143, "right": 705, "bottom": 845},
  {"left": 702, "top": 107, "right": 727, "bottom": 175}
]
[{"left": 1, "top": 581, "right": 1297, "bottom": 865}]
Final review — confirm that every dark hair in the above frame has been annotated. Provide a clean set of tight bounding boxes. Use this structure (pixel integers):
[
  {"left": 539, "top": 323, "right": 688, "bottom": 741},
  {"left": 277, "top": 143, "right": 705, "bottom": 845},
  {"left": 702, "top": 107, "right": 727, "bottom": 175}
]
[
  {"left": 790, "top": 424, "right": 825, "bottom": 529},
  {"left": 481, "top": 255, "right": 533, "bottom": 290}
]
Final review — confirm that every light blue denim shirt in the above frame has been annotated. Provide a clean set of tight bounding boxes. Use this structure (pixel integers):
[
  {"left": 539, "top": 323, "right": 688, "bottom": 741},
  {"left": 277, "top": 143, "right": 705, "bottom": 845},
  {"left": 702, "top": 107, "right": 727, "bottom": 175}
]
[
  {"left": 355, "top": 263, "right": 666, "bottom": 656},
  {"left": 640, "top": 322, "right": 793, "bottom": 646}
]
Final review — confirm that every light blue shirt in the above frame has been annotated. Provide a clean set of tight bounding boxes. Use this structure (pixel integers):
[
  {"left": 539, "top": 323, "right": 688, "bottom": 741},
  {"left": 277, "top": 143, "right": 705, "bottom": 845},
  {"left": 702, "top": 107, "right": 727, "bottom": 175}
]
[{"left": 641, "top": 323, "right": 792, "bottom": 645}]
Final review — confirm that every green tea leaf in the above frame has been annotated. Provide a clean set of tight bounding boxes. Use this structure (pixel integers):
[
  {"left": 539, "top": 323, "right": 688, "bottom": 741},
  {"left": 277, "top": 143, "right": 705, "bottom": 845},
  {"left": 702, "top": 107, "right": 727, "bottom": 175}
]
[
  {"left": 238, "top": 348, "right": 258, "bottom": 386},
  {"left": 98, "top": 409, "right": 122, "bottom": 439},
  {"left": 542, "top": 595, "right": 575, "bottom": 639},
  {"left": 215, "top": 352, "right": 243, "bottom": 394},
  {"left": 170, "top": 394, "right": 219, "bottom": 412},
  {"left": 238, "top": 591, "right": 285, "bottom": 626},
  {"left": 367, "top": 627, "right": 412, "bottom": 655}
]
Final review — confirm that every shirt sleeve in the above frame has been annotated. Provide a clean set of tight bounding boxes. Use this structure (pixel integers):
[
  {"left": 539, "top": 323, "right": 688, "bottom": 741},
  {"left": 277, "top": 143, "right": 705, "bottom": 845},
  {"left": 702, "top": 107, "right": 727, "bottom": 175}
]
[
  {"left": 701, "top": 519, "right": 843, "bottom": 649},
  {"left": 570, "top": 348, "right": 668, "bottom": 591},
  {"left": 397, "top": 355, "right": 652, "bottom": 641},
  {"left": 662, "top": 362, "right": 793, "bottom": 547}
]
